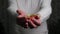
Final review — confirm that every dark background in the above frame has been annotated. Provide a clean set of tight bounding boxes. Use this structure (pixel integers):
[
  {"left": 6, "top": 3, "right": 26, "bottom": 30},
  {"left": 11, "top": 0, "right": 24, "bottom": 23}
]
[
  {"left": 0, "top": 0, "right": 60, "bottom": 34},
  {"left": 47, "top": 0, "right": 60, "bottom": 34}
]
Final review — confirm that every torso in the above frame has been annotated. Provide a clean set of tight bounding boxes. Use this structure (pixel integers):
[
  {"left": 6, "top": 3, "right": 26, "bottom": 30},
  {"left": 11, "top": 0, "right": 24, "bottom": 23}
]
[
  {"left": 7, "top": 0, "right": 48, "bottom": 34},
  {"left": 7, "top": 0, "right": 42, "bottom": 15}
]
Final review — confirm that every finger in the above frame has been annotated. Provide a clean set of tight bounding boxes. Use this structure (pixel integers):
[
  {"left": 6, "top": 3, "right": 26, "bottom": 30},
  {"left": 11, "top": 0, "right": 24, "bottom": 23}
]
[
  {"left": 34, "top": 15, "right": 40, "bottom": 19},
  {"left": 17, "top": 15, "right": 24, "bottom": 18},
  {"left": 28, "top": 20, "right": 37, "bottom": 28},
  {"left": 31, "top": 17, "right": 41, "bottom": 26},
  {"left": 17, "top": 13, "right": 27, "bottom": 18},
  {"left": 17, "top": 18, "right": 27, "bottom": 28},
  {"left": 17, "top": 9, "right": 26, "bottom": 15},
  {"left": 16, "top": 9, "right": 22, "bottom": 15},
  {"left": 25, "top": 23, "right": 28, "bottom": 28}
]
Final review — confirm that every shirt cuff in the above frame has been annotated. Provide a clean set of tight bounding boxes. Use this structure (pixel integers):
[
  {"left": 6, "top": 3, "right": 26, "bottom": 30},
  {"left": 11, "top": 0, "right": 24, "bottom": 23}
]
[{"left": 36, "top": 11, "right": 50, "bottom": 23}]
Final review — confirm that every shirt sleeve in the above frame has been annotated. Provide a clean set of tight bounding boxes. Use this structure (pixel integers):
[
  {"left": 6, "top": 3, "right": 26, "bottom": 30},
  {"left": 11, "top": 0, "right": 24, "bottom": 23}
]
[{"left": 36, "top": 0, "right": 52, "bottom": 23}]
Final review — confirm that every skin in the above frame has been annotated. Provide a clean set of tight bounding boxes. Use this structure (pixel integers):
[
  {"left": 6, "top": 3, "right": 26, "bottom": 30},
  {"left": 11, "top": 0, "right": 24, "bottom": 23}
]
[
  {"left": 17, "top": 9, "right": 41, "bottom": 28},
  {"left": 14, "top": 0, "right": 52, "bottom": 29}
]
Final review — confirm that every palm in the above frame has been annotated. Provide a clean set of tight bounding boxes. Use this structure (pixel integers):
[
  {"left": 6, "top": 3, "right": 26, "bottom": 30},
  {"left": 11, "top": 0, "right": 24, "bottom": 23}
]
[{"left": 16, "top": 9, "right": 28, "bottom": 28}]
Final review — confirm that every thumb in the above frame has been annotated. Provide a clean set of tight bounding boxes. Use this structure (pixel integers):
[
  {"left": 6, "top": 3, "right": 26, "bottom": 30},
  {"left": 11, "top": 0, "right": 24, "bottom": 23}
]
[{"left": 16, "top": 9, "right": 22, "bottom": 15}]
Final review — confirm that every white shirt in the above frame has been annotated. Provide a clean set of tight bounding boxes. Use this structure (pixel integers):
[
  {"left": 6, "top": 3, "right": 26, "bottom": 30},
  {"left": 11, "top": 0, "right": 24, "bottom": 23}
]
[
  {"left": 8, "top": 0, "right": 42, "bottom": 15},
  {"left": 7, "top": 0, "right": 52, "bottom": 34}
]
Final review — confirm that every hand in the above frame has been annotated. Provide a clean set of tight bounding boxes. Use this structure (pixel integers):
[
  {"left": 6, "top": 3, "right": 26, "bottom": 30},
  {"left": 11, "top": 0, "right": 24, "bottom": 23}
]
[
  {"left": 27, "top": 14, "right": 41, "bottom": 28},
  {"left": 16, "top": 9, "right": 28, "bottom": 28},
  {"left": 16, "top": 10, "right": 41, "bottom": 28}
]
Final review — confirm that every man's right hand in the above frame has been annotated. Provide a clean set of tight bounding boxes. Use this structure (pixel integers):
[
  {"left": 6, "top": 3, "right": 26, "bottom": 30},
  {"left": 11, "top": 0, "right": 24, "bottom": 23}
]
[{"left": 16, "top": 9, "right": 28, "bottom": 28}]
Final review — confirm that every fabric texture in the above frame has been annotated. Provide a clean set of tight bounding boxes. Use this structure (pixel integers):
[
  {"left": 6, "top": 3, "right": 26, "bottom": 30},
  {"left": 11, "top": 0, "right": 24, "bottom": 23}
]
[
  {"left": 7, "top": 0, "right": 49, "bottom": 34},
  {"left": 0, "top": 0, "right": 52, "bottom": 34}
]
